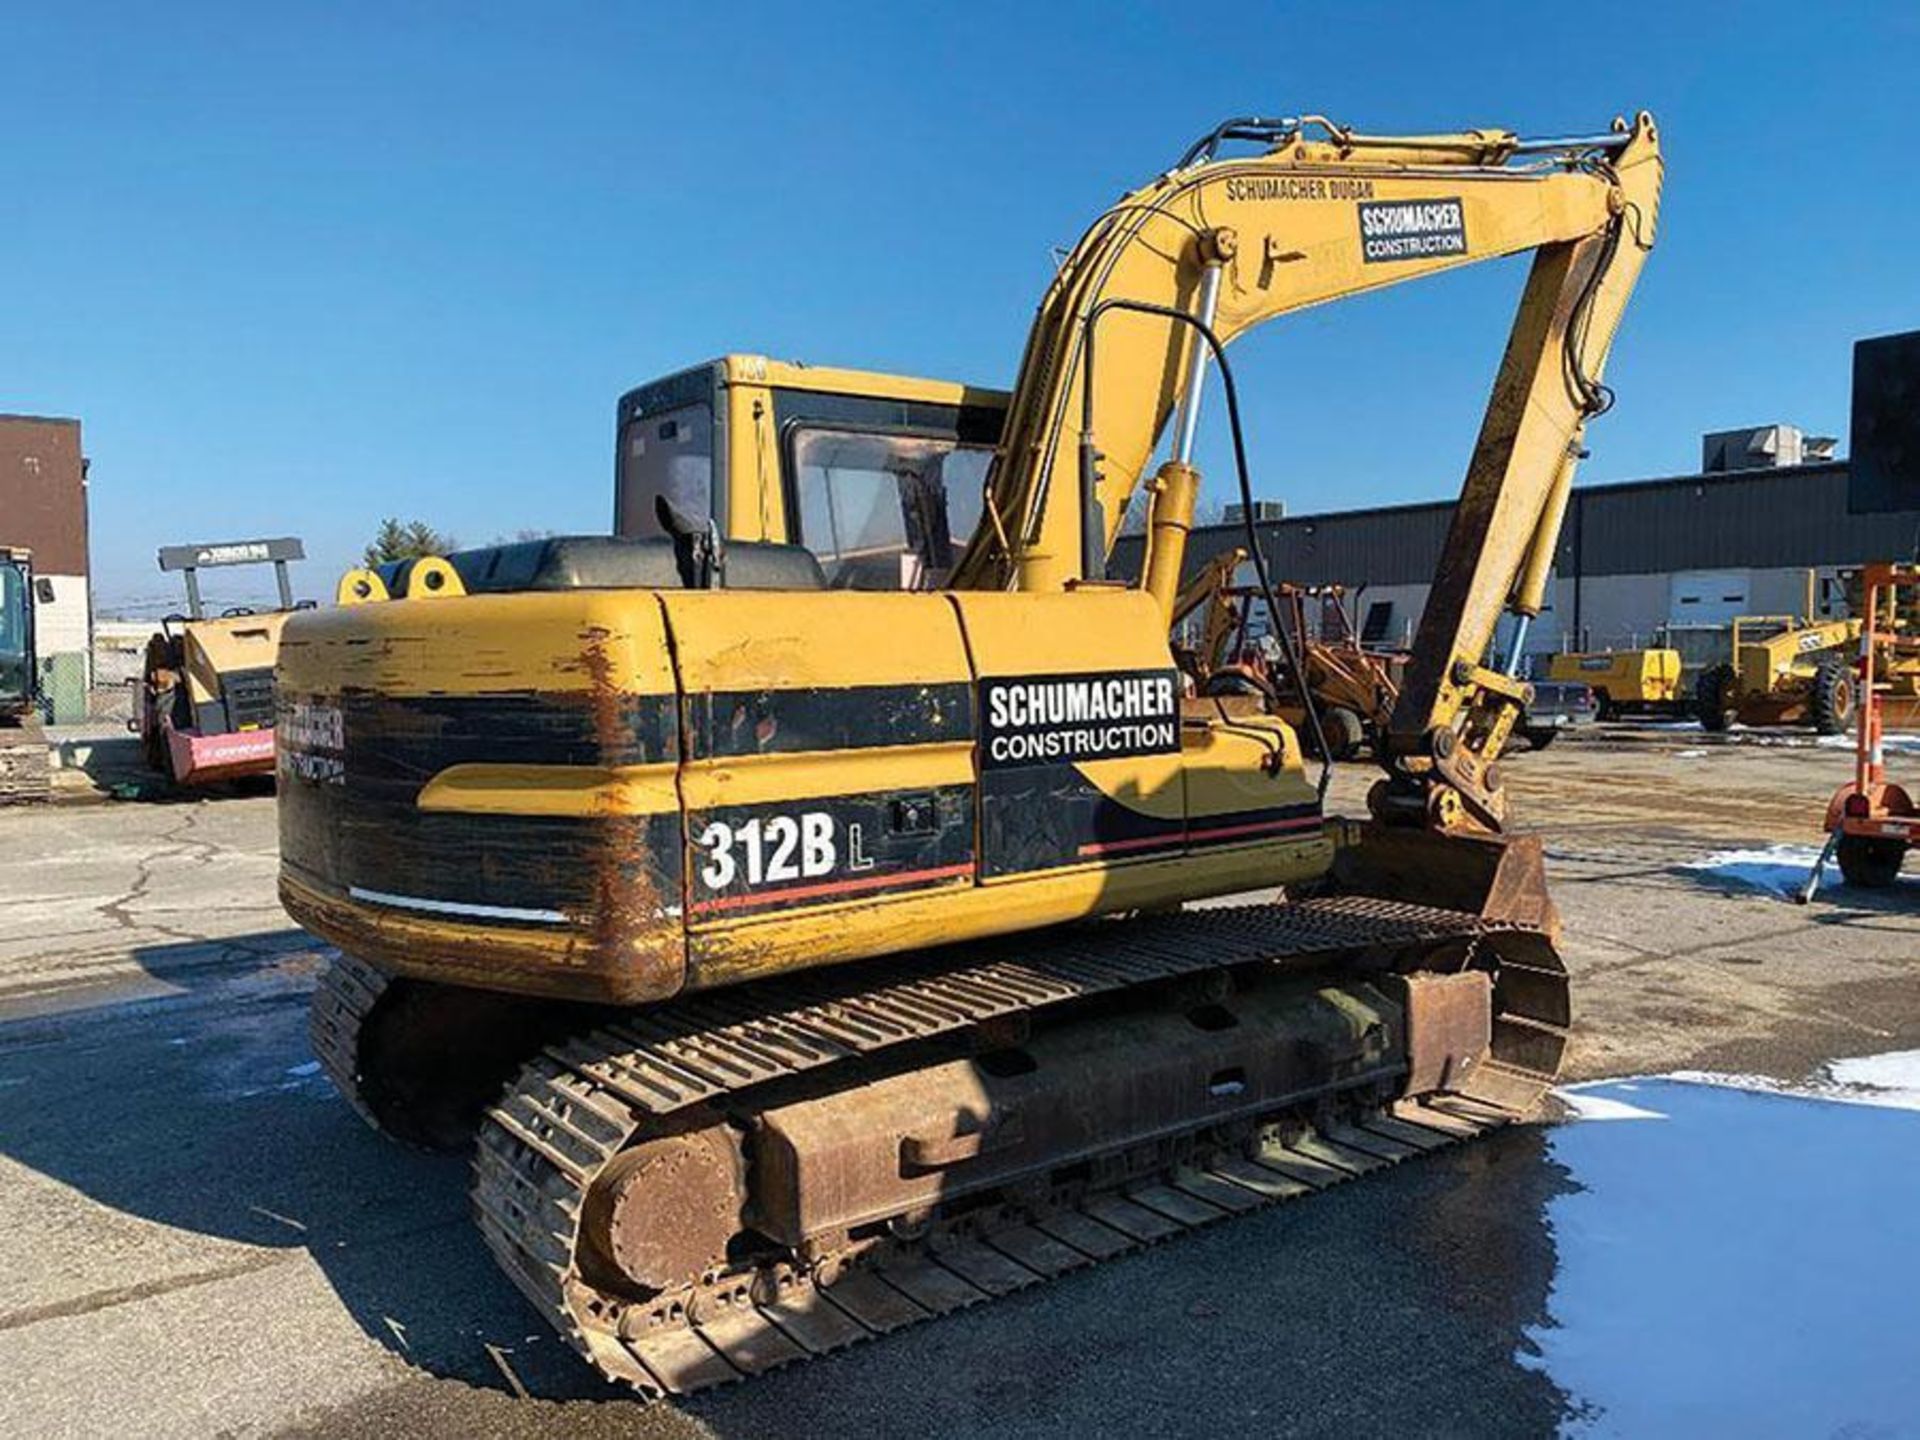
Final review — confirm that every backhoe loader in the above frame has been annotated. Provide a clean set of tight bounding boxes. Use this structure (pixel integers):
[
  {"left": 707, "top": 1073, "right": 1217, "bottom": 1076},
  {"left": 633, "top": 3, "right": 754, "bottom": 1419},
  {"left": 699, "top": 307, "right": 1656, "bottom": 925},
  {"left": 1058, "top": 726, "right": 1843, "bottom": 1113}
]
[
  {"left": 280, "top": 111, "right": 1662, "bottom": 1396},
  {"left": 1173, "top": 567, "right": 1404, "bottom": 761}
]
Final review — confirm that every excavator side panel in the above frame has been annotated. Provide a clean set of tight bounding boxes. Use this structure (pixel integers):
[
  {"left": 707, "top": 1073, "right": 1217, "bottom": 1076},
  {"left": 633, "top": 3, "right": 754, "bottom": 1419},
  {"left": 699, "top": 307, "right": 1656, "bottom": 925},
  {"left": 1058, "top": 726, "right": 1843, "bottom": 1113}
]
[
  {"left": 664, "top": 590, "right": 981, "bottom": 988},
  {"left": 284, "top": 584, "right": 1333, "bottom": 1002},
  {"left": 276, "top": 591, "right": 688, "bottom": 1004},
  {"left": 671, "top": 587, "right": 1328, "bottom": 988}
]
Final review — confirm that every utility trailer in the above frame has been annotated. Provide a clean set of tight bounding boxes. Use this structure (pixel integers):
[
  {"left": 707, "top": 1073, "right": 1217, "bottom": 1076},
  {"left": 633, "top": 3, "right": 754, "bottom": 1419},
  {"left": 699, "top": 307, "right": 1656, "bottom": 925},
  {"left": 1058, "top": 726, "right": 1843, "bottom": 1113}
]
[
  {"left": 1546, "top": 647, "right": 1687, "bottom": 720},
  {"left": 1801, "top": 562, "right": 1919, "bottom": 900}
]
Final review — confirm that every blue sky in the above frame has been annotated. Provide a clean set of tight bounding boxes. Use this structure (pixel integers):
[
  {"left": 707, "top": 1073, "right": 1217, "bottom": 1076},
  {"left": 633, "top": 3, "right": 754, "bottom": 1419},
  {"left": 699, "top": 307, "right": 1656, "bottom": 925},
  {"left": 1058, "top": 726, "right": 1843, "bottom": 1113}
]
[{"left": 4, "top": 3, "right": 1916, "bottom": 610}]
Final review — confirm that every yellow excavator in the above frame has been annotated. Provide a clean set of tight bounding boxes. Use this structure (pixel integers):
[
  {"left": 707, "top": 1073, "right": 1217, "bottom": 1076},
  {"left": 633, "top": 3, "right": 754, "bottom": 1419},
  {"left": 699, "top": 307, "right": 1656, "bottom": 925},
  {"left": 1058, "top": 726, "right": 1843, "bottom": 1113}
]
[{"left": 279, "top": 111, "right": 1662, "bottom": 1396}]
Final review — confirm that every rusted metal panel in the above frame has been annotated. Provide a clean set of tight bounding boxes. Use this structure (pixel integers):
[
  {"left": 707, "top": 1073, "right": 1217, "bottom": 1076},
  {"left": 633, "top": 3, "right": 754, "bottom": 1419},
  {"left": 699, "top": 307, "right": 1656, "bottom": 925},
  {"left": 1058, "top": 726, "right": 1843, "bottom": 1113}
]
[
  {"left": 749, "top": 978, "right": 1401, "bottom": 1244},
  {"left": 1396, "top": 972, "right": 1494, "bottom": 1096}
]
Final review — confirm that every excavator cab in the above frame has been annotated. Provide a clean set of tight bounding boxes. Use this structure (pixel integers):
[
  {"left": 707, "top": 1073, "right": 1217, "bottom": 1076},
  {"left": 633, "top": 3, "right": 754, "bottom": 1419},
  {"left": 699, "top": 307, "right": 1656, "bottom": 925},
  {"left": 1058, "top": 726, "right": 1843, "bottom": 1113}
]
[
  {"left": 615, "top": 358, "right": 1009, "bottom": 590},
  {"left": 0, "top": 549, "right": 38, "bottom": 724}
]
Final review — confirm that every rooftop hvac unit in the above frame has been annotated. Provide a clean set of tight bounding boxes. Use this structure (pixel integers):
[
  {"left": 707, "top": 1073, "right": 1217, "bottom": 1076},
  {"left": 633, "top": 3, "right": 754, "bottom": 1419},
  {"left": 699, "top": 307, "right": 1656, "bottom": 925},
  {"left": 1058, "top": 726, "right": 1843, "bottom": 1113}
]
[{"left": 1700, "top": 424, "right": 1837, "bottom": 473}]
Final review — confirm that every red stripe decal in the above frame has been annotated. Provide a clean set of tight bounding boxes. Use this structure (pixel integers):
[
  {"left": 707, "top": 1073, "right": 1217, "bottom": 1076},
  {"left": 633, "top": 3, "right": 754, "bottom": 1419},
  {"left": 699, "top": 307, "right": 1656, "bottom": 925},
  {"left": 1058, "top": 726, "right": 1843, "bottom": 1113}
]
[
  {"left": 1188, "top": 814, "right": 1325, "bottom": 844},
  {"left": 691, "top": 862, "right": 973, "bottom": 915},
  {"left": 1075, "top": 830, "right": 1187, "bottom": 857},
  {"left": 1076, "top": 812, "right": 1322, "bottom": 859}
]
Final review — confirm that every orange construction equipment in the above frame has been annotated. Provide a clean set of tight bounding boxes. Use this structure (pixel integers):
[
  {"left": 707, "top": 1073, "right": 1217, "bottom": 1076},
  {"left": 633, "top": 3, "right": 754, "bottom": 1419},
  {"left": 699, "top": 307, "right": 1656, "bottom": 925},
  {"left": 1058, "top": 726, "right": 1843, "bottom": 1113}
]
[{"left": 1800, "top": 561, "right": 1919, "bottom": 900}]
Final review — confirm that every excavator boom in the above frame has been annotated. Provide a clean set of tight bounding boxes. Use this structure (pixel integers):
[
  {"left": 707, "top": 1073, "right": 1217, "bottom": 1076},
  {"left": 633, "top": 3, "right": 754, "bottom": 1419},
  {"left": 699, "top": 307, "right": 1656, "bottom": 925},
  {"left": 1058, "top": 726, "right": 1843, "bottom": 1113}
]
[{"left": 955, "top": 113, "right": 1660, "bottom": 827}]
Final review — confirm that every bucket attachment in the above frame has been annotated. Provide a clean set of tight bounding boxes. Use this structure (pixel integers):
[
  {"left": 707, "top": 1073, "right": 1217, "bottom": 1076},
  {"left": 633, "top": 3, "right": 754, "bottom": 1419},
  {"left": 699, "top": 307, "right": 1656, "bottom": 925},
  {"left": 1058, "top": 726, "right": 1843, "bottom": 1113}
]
[
  {"left": 1331, "top": 821, "right": 1568, "bottom": 1116},
  {"left": 1330, "top": 821, "right": 1560, "bottom": 939}
]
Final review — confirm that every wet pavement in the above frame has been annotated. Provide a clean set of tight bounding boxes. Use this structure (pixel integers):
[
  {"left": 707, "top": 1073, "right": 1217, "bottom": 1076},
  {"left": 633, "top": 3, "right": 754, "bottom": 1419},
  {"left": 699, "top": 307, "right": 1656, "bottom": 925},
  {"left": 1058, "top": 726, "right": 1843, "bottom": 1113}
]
[
  {"left": 1538, "top": 1077, "right": 1920, "bottom": 1436},
  {"left": 2, "top": 738, "right": 1918, "bottom": 1436},
  {"left": 4, "top": 939, "right": 1918, "bottom": 1436}
]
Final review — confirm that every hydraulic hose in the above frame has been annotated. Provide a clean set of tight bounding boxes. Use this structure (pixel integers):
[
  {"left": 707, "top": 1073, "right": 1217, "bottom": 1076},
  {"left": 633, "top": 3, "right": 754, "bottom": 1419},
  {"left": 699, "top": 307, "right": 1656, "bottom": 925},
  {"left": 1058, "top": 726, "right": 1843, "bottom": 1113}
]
[{"left": 1082, "top": 297, "right": 1335, "bottom": 801}]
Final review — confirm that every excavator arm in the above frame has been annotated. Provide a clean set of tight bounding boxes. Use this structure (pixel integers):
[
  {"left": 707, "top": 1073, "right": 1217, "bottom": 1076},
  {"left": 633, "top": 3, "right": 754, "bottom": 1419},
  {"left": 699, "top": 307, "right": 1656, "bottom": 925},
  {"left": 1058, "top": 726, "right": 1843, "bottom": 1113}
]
[{"left": 953, "top": 111, "right": 1662, "bottom": 832}]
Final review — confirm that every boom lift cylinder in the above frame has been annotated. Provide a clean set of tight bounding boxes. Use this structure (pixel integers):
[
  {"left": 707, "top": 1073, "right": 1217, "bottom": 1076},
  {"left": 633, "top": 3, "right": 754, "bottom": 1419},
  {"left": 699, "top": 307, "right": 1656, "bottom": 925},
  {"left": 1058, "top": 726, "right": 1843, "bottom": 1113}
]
[{"left": 1143, "top": 229, "right": 1235, "bottom": 620}]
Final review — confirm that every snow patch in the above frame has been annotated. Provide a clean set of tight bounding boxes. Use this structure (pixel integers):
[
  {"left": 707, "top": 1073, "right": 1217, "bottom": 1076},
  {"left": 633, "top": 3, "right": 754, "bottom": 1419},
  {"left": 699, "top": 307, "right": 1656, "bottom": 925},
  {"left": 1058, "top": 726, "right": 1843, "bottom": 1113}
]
[
  {"left": 1818, "top": 731, "right": 1920, "bottom": 754},
  {"left": 1825, "top": 1049, "right": 1920, "bottom": 1110},
  {"left": 285, "top": 1060, "right": 322, "bottom": 1078},
  {"left": 1663, "top": 1063, "right": 1920, "bottom": 1114},
  {"left": 1681, "top": 843, "right": 1832, "bottom": 898},
  {"left": 1557, "top": 1089, "right": 1667, "bottom": 1122}
]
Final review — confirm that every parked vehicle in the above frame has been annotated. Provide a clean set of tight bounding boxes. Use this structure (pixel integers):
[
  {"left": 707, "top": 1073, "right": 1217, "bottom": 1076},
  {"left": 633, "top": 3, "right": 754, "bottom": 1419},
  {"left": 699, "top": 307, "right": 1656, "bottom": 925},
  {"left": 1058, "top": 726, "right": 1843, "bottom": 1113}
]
[
  {"left": 1547, "top": 648, "right": 1685, "bottom": 719},
  {"left": 137, "top": 538, "right": 309, "bottom": 785},
  {"left": 1515, "top": 679, "right": 1597, "bottom": 749}
]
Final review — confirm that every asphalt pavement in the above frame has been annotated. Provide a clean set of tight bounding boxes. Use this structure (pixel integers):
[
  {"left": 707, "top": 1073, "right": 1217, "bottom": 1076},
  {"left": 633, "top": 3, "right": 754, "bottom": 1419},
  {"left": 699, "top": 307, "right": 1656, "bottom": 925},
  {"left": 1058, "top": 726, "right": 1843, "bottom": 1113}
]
[{"left": 0, "top": 731, "right": 1915, "bottom": 1436}]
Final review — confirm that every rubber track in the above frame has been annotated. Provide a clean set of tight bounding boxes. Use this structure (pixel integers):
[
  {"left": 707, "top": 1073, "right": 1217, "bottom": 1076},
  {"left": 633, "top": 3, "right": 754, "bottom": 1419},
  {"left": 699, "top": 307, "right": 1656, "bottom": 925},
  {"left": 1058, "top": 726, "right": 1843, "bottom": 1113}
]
[
  {"left": 310, "top": 952, "right": 393, "bottom": 1134},
  {"left": 471, "top": 896, "right": 1560, "bottom": 1399}
]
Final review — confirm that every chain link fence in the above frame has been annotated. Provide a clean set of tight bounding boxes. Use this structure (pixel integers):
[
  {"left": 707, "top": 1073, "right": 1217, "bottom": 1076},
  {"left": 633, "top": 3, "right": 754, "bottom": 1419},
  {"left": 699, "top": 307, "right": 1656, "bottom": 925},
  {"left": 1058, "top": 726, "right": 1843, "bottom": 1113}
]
[{"left": 89, "top": 639, "right": 146, "bottom": 724}]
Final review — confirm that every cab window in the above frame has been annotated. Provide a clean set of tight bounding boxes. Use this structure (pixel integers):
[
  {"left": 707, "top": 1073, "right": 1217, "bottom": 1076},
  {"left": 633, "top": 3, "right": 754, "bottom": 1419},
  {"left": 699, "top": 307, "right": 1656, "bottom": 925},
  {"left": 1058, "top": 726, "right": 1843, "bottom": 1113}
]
[
  {"left": 617, "top": 402, "right": 714, "bottom": 537},
  {"left": 0, "top": 565, "right": 23, "bottom": 657},
  {"left": 790, "top": 429, "right": 991, "bottom": 590}
]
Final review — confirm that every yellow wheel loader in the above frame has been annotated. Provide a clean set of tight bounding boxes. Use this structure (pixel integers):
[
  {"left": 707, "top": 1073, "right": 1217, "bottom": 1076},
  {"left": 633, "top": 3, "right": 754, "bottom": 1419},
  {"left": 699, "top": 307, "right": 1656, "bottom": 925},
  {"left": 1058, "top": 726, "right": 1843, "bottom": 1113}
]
[{"left": 281, "top": 112, "right": 1663, "bottom": 1396}]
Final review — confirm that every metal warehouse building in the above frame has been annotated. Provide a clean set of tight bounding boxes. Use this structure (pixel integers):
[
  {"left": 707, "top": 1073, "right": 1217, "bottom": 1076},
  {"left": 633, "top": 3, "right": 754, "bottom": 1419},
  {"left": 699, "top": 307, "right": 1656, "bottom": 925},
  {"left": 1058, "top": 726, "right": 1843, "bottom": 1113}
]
[{"left": 1115, "top": 424, "right": 1919, "bottom": 664}]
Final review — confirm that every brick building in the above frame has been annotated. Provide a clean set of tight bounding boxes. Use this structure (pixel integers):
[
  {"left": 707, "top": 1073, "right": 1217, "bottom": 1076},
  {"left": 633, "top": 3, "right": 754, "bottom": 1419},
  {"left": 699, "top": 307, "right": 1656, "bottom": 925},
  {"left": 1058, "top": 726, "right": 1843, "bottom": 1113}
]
[{"left": 0, "top": 415, "right": 91, "bottom": 720}]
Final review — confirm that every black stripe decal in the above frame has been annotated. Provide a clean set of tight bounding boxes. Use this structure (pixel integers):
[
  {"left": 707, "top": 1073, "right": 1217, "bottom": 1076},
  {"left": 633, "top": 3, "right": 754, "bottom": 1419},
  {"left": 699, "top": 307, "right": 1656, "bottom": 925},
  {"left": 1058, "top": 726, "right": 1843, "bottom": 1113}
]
[
  {"left": 281, "top": 808, "right": 683, "bottom": 929},
  {"left": 318, "top": 691, "right": 677, "bottom": 805},
  {"left": 686, "top": 786, "right": 973, "bottom": 919},
  {"left": 685, "top": 682, "right": 972, "bottom": 758}
]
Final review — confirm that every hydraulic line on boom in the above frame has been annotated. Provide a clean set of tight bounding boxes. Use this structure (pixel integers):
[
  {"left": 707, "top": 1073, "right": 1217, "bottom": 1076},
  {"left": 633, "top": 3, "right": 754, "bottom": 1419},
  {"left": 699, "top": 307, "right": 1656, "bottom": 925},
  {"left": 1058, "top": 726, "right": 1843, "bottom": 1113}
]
[{"left": 958, "top": 112, "right": 1659, "bottom": 833}]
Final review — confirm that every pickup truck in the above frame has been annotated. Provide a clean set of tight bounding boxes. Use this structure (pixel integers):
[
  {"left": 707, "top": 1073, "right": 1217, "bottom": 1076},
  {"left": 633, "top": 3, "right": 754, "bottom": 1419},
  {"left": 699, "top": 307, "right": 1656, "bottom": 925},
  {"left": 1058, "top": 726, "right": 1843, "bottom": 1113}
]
[{"left": 1514, "top": 679, "right": 1598, "bottom": 750}]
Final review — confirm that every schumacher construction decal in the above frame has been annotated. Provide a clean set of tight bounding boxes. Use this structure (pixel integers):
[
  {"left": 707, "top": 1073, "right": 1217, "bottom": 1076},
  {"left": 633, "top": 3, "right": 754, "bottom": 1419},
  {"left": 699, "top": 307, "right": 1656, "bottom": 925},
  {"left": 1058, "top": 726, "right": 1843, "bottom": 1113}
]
[
  {"left": 979, "top": 669, "right": 1181, "bottom": 771},
  {"left": 1358, "top": 197, "right": 1467, "bottom": 263}
]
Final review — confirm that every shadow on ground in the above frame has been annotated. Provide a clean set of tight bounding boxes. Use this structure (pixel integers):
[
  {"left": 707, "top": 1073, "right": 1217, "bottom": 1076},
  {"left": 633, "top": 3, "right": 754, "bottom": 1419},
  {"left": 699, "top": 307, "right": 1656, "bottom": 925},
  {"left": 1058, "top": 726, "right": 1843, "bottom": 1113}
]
[
  {"left": 0, "top": 942, "right": 1584, "bottom": 1437},
  {"left": 47, "top": 732, "right": 276, "bottom": 803}
]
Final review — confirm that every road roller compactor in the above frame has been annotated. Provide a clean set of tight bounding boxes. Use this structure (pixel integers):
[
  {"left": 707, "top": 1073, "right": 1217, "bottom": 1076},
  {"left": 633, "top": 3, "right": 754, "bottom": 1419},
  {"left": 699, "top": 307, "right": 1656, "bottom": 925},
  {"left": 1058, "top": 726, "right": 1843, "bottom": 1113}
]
[{"left": 279, "top": 112, "right": 1662, "bottom": 1396}]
